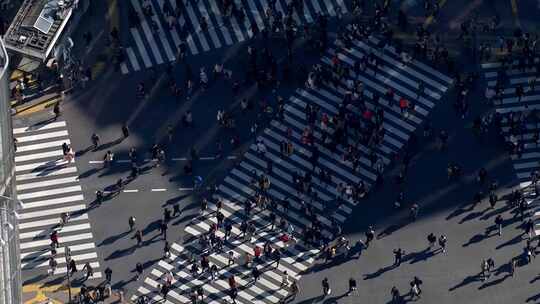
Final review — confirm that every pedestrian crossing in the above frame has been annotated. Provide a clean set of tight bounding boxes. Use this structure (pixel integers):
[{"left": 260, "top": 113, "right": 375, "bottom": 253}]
[
  {"left": 13, "top": 121, "right": 102, "bottom": 279},
  {"left": 120, "top": 0, "right": 348, "bottom": 74},
  {"left": 130, "top": 36, "right": 452, "bottom": 303},
  {"left": 481, "top": 59, "right": 540, "bottom": 235}
]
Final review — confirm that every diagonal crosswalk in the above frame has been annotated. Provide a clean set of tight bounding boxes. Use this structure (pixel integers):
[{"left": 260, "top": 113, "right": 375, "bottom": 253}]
[
  {"left": 482, "top": 59, "right": 540, "bottom": 236},
  {"left": 120, "top": 0, "right": 349, "bottom": 75},
  {"left": 13, "top": 121, "right": 102, "bottom": 279},
  {"left": 131, "top": 36, "right": 452, "bottom": 303}
]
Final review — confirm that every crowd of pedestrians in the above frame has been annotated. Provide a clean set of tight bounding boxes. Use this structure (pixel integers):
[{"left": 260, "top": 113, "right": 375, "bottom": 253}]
[{"left": 35, "top": 0, "right": 540, "bottom": 303}]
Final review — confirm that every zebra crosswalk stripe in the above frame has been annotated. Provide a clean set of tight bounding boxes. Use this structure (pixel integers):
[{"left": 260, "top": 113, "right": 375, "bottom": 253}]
[
  {"left": 14, "top": 121, "right": 101, "bottom": 280},
  {"left": 482, "top": 58, "right": 540, "bottom": 235},
  {"left": 125, "top": 47, "right": 141, "bottom": 72},
  {"left": 122, "top": 0, "right": 349, "bottom": 74},
  {"left": 131, "top": 36, "right": 451, "bottom": 302}
]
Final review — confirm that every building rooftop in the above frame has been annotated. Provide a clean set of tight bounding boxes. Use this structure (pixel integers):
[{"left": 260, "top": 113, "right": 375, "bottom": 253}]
[{"left": 2, "top": 0, "right": 76, "bottom": 61}]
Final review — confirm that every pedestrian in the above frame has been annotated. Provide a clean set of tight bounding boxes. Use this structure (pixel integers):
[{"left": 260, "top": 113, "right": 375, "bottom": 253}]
[
  {"left": 427, "top": 233, "right": 437, "bottom": 250},
  {"left": 53, "top": 101, "right": 61, "bottom": 120},
  {"left": 273, "top": 248, "right": 282, "bottom": 267},
  {"left": 69, "top": 259, "right": 77, "bottom": 275},
  {"left": 365, "top": 226, "right": 375, "bottom": 248},
  {"left": 60, "top": 212, "right": 69, "bottom": 227},
  {"left": 135, "top": 262, "right": 143, "bottom": 280},
  {"left": 281, "top": 271, "right": 290, "bottom": 288},
  {"left": 487, "top": 258, "right": 495, "bottom": 272},
  {"left": 410, "top": 203, "right": 419, "bottom": 221},
  {"left": 200, "top": 198, "right": 208, "bottom": 217},
  {"left": 91, "top": 133, "right": 100, "bottom": 149},
  {"left": 525, "top": 219, "right": 534, "bottom": 239},
  {"left": 495, "top": 215, "right": 503, "bottom": 236},
  {"left": 228, "top": 275, "right": 237, "bottom": 289},
  {"left": 122, "top": 123, "right": 130, "bottom": 138},
  {"left": 163, "top": 208, "right": 171, "bottom": 223},
  {"left": 511, "top": 258, "right": 517, "bottom": 276},
  {"left": 160, "top": 220, "right": 168, "bottom": 239},
  {"left": 391, "top": 286, "right": 401, "bottom": 302},
  {"left": 290, "top": 280, "right": 299, "bottom": 300},
  {"left": 410, "top": 281, "right": 421, "bottom": 299},
  {"left": 481, "top": 259, "right": 489, "bottom": 281},
  {"left": 173, "top": 204, "right": 181, "bottom": 217},
  {"left": 229, "top": 287, "right": 238, "bottom": 304},
  {"left": 252, "top": 266, "right": 260, "bottom": 283},
  {"left": 129, "top": 216, "right": 136, "bottom": 231},
  {"left": 62, "top": 142, "right": 69, "bottom": 156},
  {"left": 159, "top": 283, "right": 170, "bottom": 301},
  {"left": 164, "top": 241, "right": 171, "bottom": 259},
  {"left": 526, "top": 244, "right": 536, "bottom": 263},
  {"left": 393, "top": 248, "right": 404, "bottom": 266},
  {"left": 438, "top": 235, "right": 447, "bottom": 253},
  {"left": 135, "top": 229, "right": 143, "bottom": 246},
  {"left": 196, "top": 285, "right": 204, "bottom": 301},
  {"left": 103, "top": 150, "right": 114, "bottom": 167},
  {"left": 83, "top": 262, "right": 94, "bottom": 280},
  {"left": 105, "top": 267, "right": 112, "bottom": 282},
  {"left": 210, "top": 264, "right": 218, "bottom": 281},
  {"left": 347, "top": 277, "right": 358, "bottom": 296},
  {"left": 322, "top": 277, "right": 331, "bottom": 296},
  {"left": 50, "top": 231, "right": 59, "bottom": 248},
  {"left": 412, "top": 276, "right": 423, "bottom": 294},
  {"left": 48, "top": 257, "right": 57, "bottom": 275},
  {"left": 228, "top": 251, "right": 235, "bottom": 266},
  {"left": 417, "top": 81, "right": 424, "bottom": 99}
]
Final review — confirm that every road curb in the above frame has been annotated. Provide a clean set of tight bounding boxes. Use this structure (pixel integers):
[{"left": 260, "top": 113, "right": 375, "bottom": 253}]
[{"left": 13, "top": 94, "right": 62, "bottom": 116}]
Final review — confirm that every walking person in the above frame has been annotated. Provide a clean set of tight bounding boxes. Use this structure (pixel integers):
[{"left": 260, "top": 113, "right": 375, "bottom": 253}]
[
  {"left": 365, "top": 226, "right": 375, "bottom": 248},
  {"left": 135, "top": 262, "right": 143, "bottom": 280},
  {"left": 53, "top": 101, "right": 61, "bottom": 120},
  {"left": 495, "top": 215, "right": 503, "bottom": 236},
  {"left": 83, "top": 262, "right": 94, "bottom": 280},
  {"left": 210, "top": 264, "right": 218, "bottom": 281},
  {"left": 252, "top": 266, "right": 261, "bottom": 283},
  {"left": 68, "top": 259, "right": 77, "bottom": 275},
  {"left": 410, "top": 281, "right": 421, "bottom": 300},
  {"left": 50, "top": 231, "right": 59, "bottom": 248},
  {"left": 427, "top": 233, "right": 437, "bottom": 250},
  {"left": 525, "top": 219, "right": 535, "bottom": 239},
  {"left": 273, "top": 247, "right": 282, "bottom": 268},
  {"left": 135, "top": 229, "right": 143, "bottom": 246},
  {"left": 121, "top": 123, "right": 130, "bottom": 138},
  {"left": 410, "top": 203, "right": 419, "bottom": 221},
  {"left": 91, "top": 133, "right": 100, "bottom": 150},
  {"left": 391, "top": 286, "right": 401, "bottom": 303},
  {"left": 481, "top": 259, "right": 490, "bottom": 281},
  {"left": 173, "top": 204, "right": 181, "bottom": 217},
  {"left": 128, "top": 216, "right": 136, "bottom": 231},
  {"left": 48, "top": 257, "right": 57, "bottom": 275},
  {"left": 289, "top": 280, "right": 299, "bottom": 301},
  {"left": 412, "top": 276, "right": 423, "bottom": 295},
  {"left": 347, "top": 277, "right": 358, "bottom": 296},
  {"left": 105, "top": 267, "right": 112, "bottom": 283},
  {"left": 163, "top": 241, "right": 171, "bottom": 259},
  {"left": 393, "top": 248, "right": 405, "bottom": 266},
  {"left": 322, "top": 277, "right": 331, "bottom": 296},
  {"left": 438, "top": 235, "right": 447, "bottom": 253},
  {"left": 159, "top": 220, "right": 168, "bottom": 240},
  {"left": 228, "top": 251, "right": 235, "bottom": 266}
]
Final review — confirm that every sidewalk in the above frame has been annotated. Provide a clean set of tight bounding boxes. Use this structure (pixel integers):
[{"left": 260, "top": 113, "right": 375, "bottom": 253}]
[
  {"left": 23, "top": 286, "right": 133, "bottom": 304},
  {"left": 9, "top": 74, "right": 62, "bottom": 116}
]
